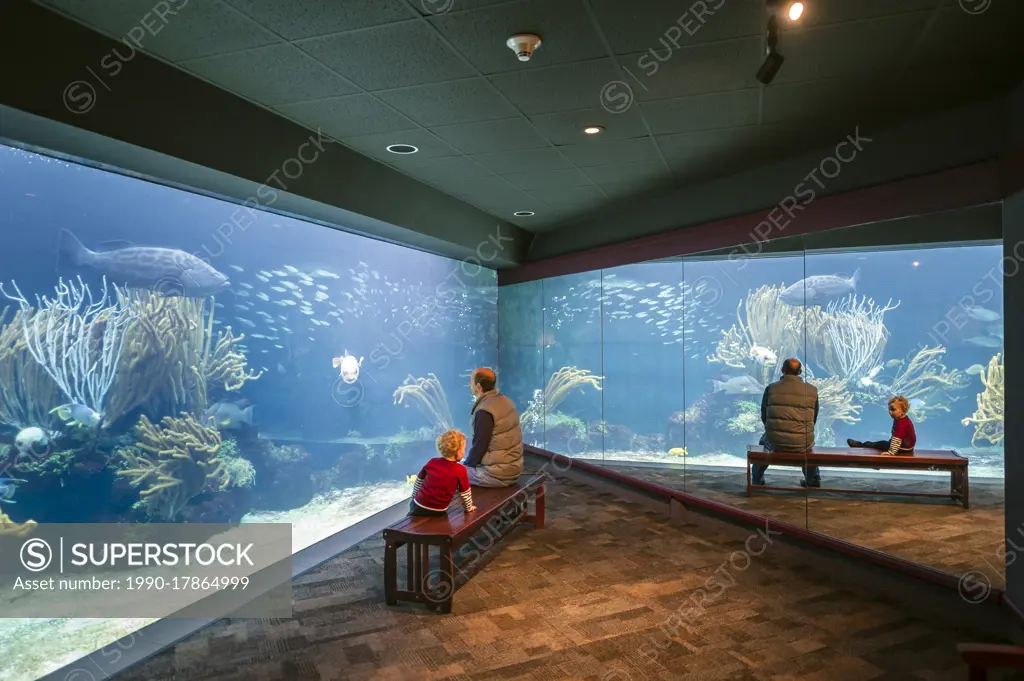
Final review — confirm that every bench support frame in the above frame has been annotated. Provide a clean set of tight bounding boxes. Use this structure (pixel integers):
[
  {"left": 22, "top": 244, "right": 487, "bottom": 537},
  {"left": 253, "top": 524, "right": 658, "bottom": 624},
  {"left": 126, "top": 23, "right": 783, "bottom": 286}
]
[
  {"left": 746, "top": 454, "right": 970, "bottom": 508},
  {"left": 383, "top": 480, "right": 545, "bottom": 613}
]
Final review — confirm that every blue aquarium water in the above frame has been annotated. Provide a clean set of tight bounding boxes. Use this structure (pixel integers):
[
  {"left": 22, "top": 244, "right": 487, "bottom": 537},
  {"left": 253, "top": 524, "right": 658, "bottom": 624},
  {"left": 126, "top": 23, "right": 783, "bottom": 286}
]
[
  {"left": 0, "top": 144, "right": 496, "bottom": 680},
  {"left": 499, "top": 242, "right": 1004, "bottom": 479}
]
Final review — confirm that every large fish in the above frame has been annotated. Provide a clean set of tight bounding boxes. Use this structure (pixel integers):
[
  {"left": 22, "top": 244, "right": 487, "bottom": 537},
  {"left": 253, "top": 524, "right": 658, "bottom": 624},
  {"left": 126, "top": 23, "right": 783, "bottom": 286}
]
[
  {"left": 779, "top": 269, "right": 859, "bottom": 305},
  {"left": 710, "top": 375, "right": 763, "bottom": 395},
  {"left": 58, "top": 229, "right": 229, "bottom": 297}
]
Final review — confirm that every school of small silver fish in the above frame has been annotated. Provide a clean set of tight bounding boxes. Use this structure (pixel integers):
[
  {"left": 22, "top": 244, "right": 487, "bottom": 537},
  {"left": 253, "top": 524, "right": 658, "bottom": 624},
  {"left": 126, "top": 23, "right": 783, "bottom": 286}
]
[{"left": 212, "top": 260, "right": 495, "bottom": 375}]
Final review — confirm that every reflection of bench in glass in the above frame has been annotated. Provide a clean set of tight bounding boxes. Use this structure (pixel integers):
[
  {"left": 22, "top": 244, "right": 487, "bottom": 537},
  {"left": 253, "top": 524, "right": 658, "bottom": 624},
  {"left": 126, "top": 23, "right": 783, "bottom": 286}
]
[
  {"left": 382, "top": 474, "right": 545, "bottom": 613},
  {"left": 746, "top": 445, "right": 970, "bottom": 508}
]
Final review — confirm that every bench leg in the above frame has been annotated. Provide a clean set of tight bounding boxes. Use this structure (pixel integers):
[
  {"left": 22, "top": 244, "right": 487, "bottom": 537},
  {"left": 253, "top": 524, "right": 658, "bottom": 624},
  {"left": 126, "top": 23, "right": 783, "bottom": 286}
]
[
  {"left": 962, "top": 471, "right": 970, "bottom": 509},
  {"left": 534, "top": 484, "right": 545, "bottom": 529},
  {"left": 746, "top": 462, "right": 752, "bottom": 497},
  {"left": 439, "top": 540, "right": 454, "bottom": 614},
  {"left": 384, "top": 537, "right": 398, "bottom": 606},
  {"left": 522, "top": 483, "right": 545, "bottom": 529}
]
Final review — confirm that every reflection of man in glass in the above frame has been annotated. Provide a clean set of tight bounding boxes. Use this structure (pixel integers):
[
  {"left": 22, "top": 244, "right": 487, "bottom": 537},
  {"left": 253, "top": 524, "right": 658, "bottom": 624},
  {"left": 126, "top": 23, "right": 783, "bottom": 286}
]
[
  {"left": 464, "top": 368, "right": 524, "bottom": 488},
  {"left": 752, "top": 358, "right": 820, "bottom": 488}
]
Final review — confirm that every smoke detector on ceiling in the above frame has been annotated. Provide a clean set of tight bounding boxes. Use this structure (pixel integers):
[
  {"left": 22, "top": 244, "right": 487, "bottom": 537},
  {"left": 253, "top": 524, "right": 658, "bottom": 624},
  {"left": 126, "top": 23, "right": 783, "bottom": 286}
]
[{"left": 506, "top": 34, "right": 542, "bottom": 62}]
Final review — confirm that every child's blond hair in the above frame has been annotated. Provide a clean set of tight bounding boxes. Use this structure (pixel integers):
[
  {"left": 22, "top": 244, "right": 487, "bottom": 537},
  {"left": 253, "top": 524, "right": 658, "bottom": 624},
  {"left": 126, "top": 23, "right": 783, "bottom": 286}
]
[
  {"left": 436, "top": 429, "right": 466, "bottom": 460},
  {"left": 888, "top": 395, "right": 910, "bottom": 414}
]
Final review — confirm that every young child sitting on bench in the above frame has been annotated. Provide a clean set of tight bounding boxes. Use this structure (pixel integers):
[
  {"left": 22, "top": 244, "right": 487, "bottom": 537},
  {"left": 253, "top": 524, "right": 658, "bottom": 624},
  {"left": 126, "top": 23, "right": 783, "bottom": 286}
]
[
  {"left": 847, "top": 395, "right": 917, "bottom": 456},
  {"left": 409, "top": 429, "right": 478, "bottom": 516}
]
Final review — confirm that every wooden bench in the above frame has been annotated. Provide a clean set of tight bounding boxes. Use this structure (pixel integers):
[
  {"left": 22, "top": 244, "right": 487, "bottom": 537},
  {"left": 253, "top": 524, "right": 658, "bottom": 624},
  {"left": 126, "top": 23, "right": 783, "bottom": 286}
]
[
  {"left": 382, "top": 473, "right": 545, "bottom": 613},
  {"left": 746, "top": 445, "right": 970, "bottom": 508}
]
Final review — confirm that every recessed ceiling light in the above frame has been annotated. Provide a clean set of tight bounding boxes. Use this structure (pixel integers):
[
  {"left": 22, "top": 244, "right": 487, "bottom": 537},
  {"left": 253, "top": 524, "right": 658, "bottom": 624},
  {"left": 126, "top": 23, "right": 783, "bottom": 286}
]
[
  {"left": 513, "top": 211, "right": 535, "bottom": 217},
  {"left": 386, "top": 144, "right": 418, "bottom": 154},
  {"left": 583, "top": 126, "right": 603, "bottom": 135},
  {"left": 788, "top": 2, "right": 804, "bottom": 21}
]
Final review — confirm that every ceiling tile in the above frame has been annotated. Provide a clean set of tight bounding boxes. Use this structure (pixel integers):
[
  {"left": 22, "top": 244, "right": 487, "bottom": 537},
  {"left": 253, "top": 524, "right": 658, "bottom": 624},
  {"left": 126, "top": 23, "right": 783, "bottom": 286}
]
[
  {"left": 390, "top": 155, "right": 497, "bottom": 179},
  {"left": 339, "top": 128, "right": 460, "bottom": 162},
  {"left": 598, "top": 179, "right": 675, "bottom": 201},
  {"left": 429, "top": 0, "right": 607, "bottom": 75},
  {"left": 528, "top": 107, "right": 649, "bottom": 145},
  {"left": 655, "top": 126, "right": 760, "bottom": 160},
  {"left": 180, "top": 44, "right": 358, "bottom": 105},
  {"left": 222, "top": 0, "right": 413, "bottom": 40},
  {"left": 761, "top": 79, "right": 868, "bottom": 125},
  {"left": 621, "top": 37, "right": 761, "bottom": 102},
  {"left": 374, "top": 78, "right": 518, "bottom": 127},
  {"left": 41, "top": 0, "right": 280, "bottom": 61},
  {"left": 582, "top": 160, "right": 668, "bottom": 185},
  {"left": 912, "top": 4, "right": 1024, "bottom": 69},
  {"left": 558, "top": 138, "right": 663, "bottom": 167},
  {"left": 527, "top": 184, "right": 607, "bottom": 206},
  {"left": 501, "top": 168, "right": 593, "bottom": 192},
  {"left": 435, "top": 176, "right": 533, "bottom": 204},
  {"left": 296, "top": 21, "right": 474, "bottom": 90},
  {"left": 468, "top": 147, "right": 576, "bottom": 173},
  {"left": 589, "top": 0, "right": 762, "bottom": 54},
  {"left": 639, "top": 89, "right": 759, "bottom": 135},
  {"left": 771, "top": 12, "right": 927, "bottom": 85},
  {"left": 489, "top": 59, "right": 623, "bottom": 115},
  {"left": 431, "top": 118, "right": 549, "bottom": 154},
  {"left": 275, "top": 94, "right": 417, "bottom": 139}
]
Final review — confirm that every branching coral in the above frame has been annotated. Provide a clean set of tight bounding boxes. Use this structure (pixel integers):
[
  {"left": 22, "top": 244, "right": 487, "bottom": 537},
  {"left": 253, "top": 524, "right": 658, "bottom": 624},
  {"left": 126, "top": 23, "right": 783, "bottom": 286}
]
[
  {"left": 962, "top": 353, "right": 1003, "bottom": 447},
  {"left": 710, "top": 284, "right": 799, "bottom": 386},
  {"left": 106, "top": 291, "right": 206, "bottom": 424},
  {"left": 202, "top": 315, "right": 262, "bottom": 393},
  {"left": 522, "top": 366, "right": 603, "bottom": 433},
  {"left": 884, "top": 346, "right": 968, "bottom": 421},
  {"left": 727, "top": 401, "right": 762, "bottom": 435},
  {"left": 0, "top": 276, "right": 136, "bottom": 419},
  {"left": 808, "top": 376, "right": 861, "bottom": 446},
  {"left": 817, "top": 295, "right": 899, "bottom": 383},
  {"left": 105, "top": 291, "right": 261, "bottom": 426},
  {"left": 0, "top": 510, "right": 36, "bottom": 537},
  {"left": 115, "top": 413, "right": 229, "bottom": 520},
  {"left": 393, "top": 373, "right": 454, "bottom": 433},
  {"left": 0, "top": 306, "right": 62, "bottom": 429}
]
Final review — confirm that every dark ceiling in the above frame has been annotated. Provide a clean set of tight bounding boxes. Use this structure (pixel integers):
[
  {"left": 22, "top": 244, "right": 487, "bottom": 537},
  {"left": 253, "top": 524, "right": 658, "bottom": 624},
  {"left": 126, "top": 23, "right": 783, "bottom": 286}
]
[{"left": 32, "top": 0, "right": 1024, "bottom": 235}]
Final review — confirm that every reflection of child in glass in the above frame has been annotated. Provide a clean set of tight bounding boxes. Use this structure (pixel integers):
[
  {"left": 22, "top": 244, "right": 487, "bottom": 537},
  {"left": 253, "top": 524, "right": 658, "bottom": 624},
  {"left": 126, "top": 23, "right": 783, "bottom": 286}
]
[
  {"left": 409, "top": 430, "right": 477, "bottom": 516},
  {"left": 847, "top": 396, "right": 917, "bottom": 455}
]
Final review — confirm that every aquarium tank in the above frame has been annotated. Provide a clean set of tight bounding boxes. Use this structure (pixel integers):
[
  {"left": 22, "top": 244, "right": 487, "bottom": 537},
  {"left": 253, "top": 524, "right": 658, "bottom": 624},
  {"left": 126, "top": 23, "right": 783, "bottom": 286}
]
[
  {"left": 501, "top": 243, "right": 1004, "bottom": 478},
  {"left": 0, "top": 144, "right": 496, "bottom": 680}
]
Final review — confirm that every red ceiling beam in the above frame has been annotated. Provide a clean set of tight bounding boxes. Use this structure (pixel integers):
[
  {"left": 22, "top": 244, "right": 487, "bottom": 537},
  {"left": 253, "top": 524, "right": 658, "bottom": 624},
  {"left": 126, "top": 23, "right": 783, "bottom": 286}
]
[{"left": 499, "top": 158, "right": 1010, "bottom": 286}]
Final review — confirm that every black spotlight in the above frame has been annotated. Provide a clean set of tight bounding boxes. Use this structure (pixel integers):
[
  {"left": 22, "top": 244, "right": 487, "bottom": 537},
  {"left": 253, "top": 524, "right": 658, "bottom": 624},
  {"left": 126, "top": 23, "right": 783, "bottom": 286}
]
[{"left": 756, "top": 9, "right": 783, "bottom": 85}]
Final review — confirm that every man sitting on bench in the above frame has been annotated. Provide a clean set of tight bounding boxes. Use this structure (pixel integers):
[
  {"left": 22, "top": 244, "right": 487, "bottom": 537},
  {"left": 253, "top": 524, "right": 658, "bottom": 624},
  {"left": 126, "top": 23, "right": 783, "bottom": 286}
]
[
  {"left": 847, "top": 395, "right": 917, "bottom": 455},
  {"left": 464, "top": 368, "right": 524, "bottom": 488},
  {"left": 752, "top": 357, "right": 821, "bottom": 488}
]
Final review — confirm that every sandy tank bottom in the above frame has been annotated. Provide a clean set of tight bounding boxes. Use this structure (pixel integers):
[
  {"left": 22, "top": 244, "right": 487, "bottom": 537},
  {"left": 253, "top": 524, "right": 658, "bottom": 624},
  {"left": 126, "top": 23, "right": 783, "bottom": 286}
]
[{"left": 0, "top": 480, "right": 412, "bottom": 681}]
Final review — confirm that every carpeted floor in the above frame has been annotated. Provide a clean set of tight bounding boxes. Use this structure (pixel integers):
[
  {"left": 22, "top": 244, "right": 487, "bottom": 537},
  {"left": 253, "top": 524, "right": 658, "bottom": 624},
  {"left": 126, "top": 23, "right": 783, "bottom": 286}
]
[
  {"left": 110, "top": 475, "right": 1019, "bottom": 681},
  {"left": 601, "top": 463, "right": 1005, "bottom": 589}
]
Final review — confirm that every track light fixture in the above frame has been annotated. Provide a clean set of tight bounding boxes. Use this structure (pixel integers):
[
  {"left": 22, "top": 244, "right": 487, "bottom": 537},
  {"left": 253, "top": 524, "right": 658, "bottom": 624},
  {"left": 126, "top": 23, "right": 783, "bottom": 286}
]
[{"left": 756, "top": 0, "right": 802, "bottom": 84}]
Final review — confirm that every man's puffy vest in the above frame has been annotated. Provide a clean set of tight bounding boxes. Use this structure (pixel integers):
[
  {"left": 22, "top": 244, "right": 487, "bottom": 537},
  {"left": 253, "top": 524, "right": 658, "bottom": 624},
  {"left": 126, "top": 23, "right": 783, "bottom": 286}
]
[{"left": 471, "top": 390, "right": 524, "bottom": 484}]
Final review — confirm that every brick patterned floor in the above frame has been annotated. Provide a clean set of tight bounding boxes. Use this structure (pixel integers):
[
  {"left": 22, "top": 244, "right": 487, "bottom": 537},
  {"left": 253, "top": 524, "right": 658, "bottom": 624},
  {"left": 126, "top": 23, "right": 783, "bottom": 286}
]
[
  {"left": 604, "top": 464, "right": 1005, "bottom": 589},
  {"left": 113, "top": 476, "right": 1017, "bottom": 681}
]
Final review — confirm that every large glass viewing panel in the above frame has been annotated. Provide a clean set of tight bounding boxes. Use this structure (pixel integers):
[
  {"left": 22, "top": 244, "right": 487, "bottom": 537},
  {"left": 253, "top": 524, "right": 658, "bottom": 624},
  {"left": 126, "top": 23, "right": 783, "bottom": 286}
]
[
  {"left": 681, "top": 251, "right": 810, "bottom": 526},
  {"left": 498, "top": 230, "right": 1004, "bottom": 592},
  {"left": 803, "top": 241, "right": 1005, "bottom": 588},
  {"left": 0, "top": 144, "right": 496, "bottom": 681},
  {"left": 540, "top": 273, "right": 603, "bottom": 460}
]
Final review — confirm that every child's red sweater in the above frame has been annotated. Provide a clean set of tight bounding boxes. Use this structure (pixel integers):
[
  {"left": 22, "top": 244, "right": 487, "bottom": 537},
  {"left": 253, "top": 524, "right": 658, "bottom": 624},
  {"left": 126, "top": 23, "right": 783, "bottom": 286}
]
[{"left": 411, "top": 458, "right": 473, "bottom": 512}]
